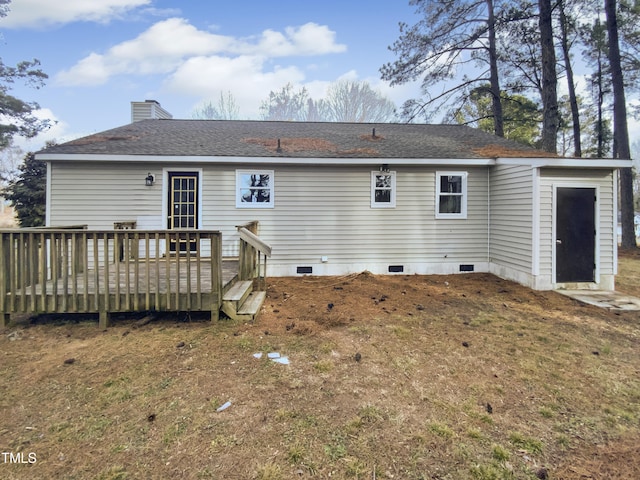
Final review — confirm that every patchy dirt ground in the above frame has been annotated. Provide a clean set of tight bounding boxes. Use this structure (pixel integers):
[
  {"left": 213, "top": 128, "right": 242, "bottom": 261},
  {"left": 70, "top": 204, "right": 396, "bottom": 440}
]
[
  {"left": 259, "top": 270, "right": 581, "bottom": 334},
  {"left": 1, "top": 259, "right": 639, "bottom": 479},
  {"left": 258, "top": 270, "right": 640, "bottom": 480}
]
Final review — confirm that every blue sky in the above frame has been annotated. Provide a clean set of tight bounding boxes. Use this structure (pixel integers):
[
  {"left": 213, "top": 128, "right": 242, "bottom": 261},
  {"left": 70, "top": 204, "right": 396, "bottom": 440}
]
[
  {"left": 1, "top": 0, "right": 423, "bottom": 150},
  {"left": 1, "top": 0, "right": 638, "bottom": 155}
]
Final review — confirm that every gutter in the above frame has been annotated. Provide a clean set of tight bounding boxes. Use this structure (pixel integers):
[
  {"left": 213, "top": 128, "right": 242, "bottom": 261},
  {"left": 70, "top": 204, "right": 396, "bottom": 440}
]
[
  {"left": 36, "top": 153, "right": 632, "bottom": 169},
  {"left": 35, "top": 153, "right": 495, "bottom": 166},
  {"left": 496, "top": 157, "right": 632, "bottom": 169}
]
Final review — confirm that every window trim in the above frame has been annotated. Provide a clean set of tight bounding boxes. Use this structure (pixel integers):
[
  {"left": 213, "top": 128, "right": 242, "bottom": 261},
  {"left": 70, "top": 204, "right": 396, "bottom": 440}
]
[
  {"left": 371, "top": 170, "right": 396, "bottom": 208},
  {"left": 236, "top": 170, "right": 275, "bottom": 208},
  {"left": 435, "top": 171, "right": 468, "bottom": 219}
]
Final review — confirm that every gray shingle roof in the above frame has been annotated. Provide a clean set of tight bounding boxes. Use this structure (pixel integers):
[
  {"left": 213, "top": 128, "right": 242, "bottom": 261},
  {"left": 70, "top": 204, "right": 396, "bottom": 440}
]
[{"left": 40, "top": 119, "right": 545, "bottom": 159}]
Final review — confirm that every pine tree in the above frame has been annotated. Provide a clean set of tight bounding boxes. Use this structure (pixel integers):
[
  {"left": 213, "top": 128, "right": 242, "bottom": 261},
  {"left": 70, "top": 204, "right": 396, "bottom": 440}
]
[{"left": 4, "top": 152, "right": 46, "bottom": 227}]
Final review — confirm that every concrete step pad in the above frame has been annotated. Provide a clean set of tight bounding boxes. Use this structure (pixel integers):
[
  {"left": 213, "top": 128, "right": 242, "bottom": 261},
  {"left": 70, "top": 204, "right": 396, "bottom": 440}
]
[{"left": 557, "top": 290, "right": 640, "bottom": 311}]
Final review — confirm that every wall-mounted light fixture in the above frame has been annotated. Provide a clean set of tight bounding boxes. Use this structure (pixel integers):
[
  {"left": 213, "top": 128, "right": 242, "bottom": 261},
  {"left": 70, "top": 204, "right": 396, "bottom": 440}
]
[
  {"left": 145, "top": 173, "right": 155, "bottom": 186},
  {"left": 380, "top": 164, "right": 390, "bottom": 172}
]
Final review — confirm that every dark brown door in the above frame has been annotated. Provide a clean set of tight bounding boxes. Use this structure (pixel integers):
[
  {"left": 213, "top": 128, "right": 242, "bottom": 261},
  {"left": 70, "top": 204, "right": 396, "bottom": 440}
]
[{"left": 556, "top": 187, "right": 596, "bottom": 282}]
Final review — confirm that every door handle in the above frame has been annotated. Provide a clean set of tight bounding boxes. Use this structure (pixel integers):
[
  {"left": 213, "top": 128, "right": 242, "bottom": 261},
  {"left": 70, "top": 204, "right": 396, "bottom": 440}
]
[{"left": 556, "top": 239, "right": 562, "bottom": 245}]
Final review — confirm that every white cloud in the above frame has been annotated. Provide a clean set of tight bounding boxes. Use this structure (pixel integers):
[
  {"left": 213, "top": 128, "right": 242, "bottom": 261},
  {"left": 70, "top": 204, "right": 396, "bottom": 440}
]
[
  {"left": 10, "top": 108, "right": 81, "bottom": 153},
  {"left": 56, "top": 18, "right": 346, "bottom": 87},
  {"left": 56, "top": 53, "right": 113, "bottom": 87},
  {"left": 57, "top": 18, "right": 231, "bottom": 85},
  {"left": 236, "top": 23, "right": 347, "bottom": 57},
  {"left": 2, "top": 0, "right": 152, "bottom": 28},
  {"left": 167, "top": 55, "right": 306, "bottom": 118}
]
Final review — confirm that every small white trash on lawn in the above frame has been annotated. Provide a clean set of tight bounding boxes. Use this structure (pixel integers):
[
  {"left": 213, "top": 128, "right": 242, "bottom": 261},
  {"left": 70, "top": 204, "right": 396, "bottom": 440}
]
[{"left": 253, "top": 352, "right": 291, "bottom": 365}]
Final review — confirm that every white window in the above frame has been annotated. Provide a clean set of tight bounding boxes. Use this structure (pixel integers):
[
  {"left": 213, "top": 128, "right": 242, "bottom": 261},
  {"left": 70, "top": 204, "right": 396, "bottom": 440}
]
[
  {"left": 371, "top": 171, "right": 396, "bottom": 208},
  {"left": 436, "top": 171, "right": 467, "bottom": 219},
  {"left": 236, "top": 170, "right": 274, "bottom": 208}
]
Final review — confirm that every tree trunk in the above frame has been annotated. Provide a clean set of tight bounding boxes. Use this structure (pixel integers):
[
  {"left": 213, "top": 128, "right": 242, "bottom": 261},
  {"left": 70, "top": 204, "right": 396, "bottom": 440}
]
[
  {"left": 605, "top": 0, "right": 635, "bottom": 249},
  {"left": 538, "top": 0, "right": 559, "bottom": 154},
  {"left": 595, "top": 32, "right": 606, "bottom": 158},
  {"left": 487, "top": 0, "right": 504, "bottom": 137},
  {"left": 559, "top": 0, "right": 581, "bottom": 157}
]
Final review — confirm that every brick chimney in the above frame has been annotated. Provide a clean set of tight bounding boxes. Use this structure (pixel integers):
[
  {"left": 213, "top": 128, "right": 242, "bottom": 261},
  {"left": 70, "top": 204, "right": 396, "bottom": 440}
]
[{"left": 131, "top": 100, "right": 173, "bottom": 122}]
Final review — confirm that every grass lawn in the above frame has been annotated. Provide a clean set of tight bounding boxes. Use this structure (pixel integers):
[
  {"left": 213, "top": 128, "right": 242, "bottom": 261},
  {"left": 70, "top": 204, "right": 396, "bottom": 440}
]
[{"left": 1, "top": 257, "right": 639, "bottom": 479}]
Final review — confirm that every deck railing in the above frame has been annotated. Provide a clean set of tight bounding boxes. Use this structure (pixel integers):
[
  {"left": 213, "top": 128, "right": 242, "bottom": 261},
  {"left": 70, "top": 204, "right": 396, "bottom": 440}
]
[
  {"left": 237, "top": 222, "right": 272, "bottom": 290},
  {"left": 0, "top": 229, "right": 223, "bottom": 328}
]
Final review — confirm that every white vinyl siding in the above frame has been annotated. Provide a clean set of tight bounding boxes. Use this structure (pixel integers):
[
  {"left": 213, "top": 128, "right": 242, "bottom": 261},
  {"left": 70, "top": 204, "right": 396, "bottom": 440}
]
[
  {"left": 48, "top": 162, "right": 165, "bottom": 228},
  {"left": 538, "top": 168, "right": 615, "bottom": 281},
  {"left": 48, "top": 162, "right": 490, "bottom": 270},
  {"left": 45, "top": 160, "right": 619, "bottom": 287},
  {"left": 489, "top": 164, "right": 534, "bottom": 274},
  {"left": 295, "top": 166, "right": 481, "bottom": 262},
  {"left": 203, "top": 165, "right": 489, "bottom": 264}
]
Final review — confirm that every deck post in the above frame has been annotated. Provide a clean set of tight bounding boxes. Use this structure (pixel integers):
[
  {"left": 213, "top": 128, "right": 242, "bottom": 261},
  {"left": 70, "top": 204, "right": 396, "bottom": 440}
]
[
  {"left": 0, "top": 233, "right": 9, "bottom": 321},
  {"left": 237, "top": 225, "right": 272, "bottom": 291},
  {"left": 211, "top": 233, "right": 222, "bottom": 322},
  {"left": 99, "top": 310, "right": 111, "bottom": 329},
  {"left": 1, "top": 313, "right": 8, "bottom": 328}
]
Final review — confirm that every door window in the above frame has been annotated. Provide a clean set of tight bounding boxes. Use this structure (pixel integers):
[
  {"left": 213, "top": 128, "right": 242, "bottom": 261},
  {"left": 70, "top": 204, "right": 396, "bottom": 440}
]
[{"left": 169, "top": 173, "right": 198, "bottom": 229}]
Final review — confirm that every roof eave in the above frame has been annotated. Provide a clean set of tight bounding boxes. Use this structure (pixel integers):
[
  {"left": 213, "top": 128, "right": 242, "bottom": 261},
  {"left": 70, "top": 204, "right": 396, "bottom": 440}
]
[
  {"left": 36, "top": 153, "right": 630, "bottom": 169},
  {"left": 496, "top": 157, "right": 632, "bottom": 168},
  {"left": 35, "top": 153, "right": 496, "bottom": 166}
]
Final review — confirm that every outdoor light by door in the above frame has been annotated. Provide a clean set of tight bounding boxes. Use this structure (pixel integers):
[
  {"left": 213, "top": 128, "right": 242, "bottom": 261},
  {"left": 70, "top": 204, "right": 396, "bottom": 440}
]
[{"left": 145, "top": 173, "right": 154, "bottom": 186}]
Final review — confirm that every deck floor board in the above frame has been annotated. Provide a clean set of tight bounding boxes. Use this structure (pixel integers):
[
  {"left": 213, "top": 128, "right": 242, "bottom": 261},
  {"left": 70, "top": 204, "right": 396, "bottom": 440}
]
[
  {"left": 7, "top": 259, "right": 238, "bottom": 313},
  {"left": 40, "top": 259, "right": 236, "bottom": 295}
]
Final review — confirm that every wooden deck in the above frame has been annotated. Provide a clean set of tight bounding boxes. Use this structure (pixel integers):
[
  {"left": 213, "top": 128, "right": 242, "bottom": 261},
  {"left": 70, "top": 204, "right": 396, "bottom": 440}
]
[
  {"left": 0, "top": 225, "right": 270, "bottom": 327},
  {"left": 7, "top": 258, "right": 238, "bottom": 311},
  {"left": 13, "top": 259, "right": 238, "bottom": 296},
  {"left": 1, "top": 229, "right": 225, "bottom": 327}
]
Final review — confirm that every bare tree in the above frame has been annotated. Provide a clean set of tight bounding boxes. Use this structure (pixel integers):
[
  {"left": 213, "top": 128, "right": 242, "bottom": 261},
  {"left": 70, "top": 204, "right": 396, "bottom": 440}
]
[
  {"left": 259, "top": 83, "right": 311, "bottom": 121},
  {"left": 0, "top": 142, "right": 24, "bottom": 187},
  {"left": 319, "top": 80, "right": 396, "bottom": 123},
  {"left": 192, "top": 91, "right": 240, "bottom": 120},
  {"left": 260, "top": 81, "right": 397, "bottom": 123}
]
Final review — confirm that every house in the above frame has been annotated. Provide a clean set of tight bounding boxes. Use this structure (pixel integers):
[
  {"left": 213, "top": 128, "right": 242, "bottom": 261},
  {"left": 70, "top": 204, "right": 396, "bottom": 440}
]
[{"left": 36, "top": 101, "right": 631, "bottom": 292}]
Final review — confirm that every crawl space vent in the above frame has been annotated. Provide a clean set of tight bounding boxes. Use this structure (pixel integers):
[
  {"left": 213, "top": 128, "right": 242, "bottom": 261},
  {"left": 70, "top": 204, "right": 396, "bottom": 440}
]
[
  {"left": 459, "top": 264, "right": 475, "bottom": 272},
  {"left": 388, "top": 265, "right": 404, "bottom": 273},
  {"left": 296, "top": 266, "right": 313, "bottom": 274}
]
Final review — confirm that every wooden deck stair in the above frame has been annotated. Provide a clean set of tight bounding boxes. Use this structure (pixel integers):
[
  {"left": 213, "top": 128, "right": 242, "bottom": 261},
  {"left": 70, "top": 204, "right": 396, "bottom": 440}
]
[{"left": 221, "top": 280, "right": 266, "bottom": 321}]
